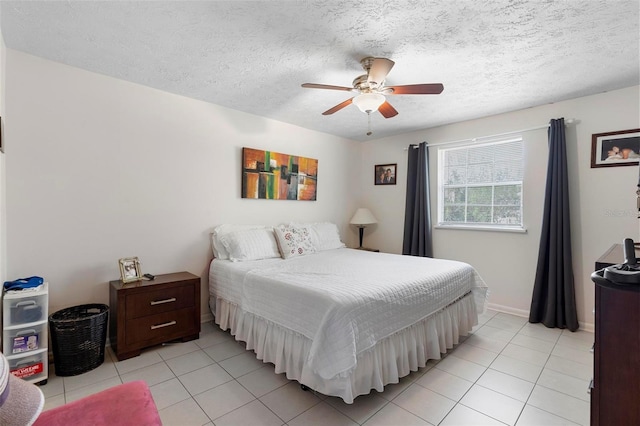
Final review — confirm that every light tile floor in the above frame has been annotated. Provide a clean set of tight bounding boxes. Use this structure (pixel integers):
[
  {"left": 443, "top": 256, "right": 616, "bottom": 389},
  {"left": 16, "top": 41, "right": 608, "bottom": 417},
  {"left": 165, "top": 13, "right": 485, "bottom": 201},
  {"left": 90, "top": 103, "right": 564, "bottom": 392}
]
[{"left": 38, "top": 309, "right": 593, "bottom": 425}]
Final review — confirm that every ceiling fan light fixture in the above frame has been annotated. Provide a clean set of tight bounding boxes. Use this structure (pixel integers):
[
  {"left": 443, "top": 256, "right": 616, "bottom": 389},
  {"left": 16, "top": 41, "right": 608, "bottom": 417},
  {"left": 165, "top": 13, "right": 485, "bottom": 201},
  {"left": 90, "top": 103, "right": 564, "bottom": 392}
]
[{"left": 353, "top": 93, "right": 385, "bottom": 113}]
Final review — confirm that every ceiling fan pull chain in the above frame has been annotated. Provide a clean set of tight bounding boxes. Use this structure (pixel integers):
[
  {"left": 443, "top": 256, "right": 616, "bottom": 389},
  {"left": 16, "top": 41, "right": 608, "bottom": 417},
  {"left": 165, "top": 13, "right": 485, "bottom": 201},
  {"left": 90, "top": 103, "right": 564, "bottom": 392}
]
[{"left": 366, "top": 111, "right": 373, "bottom": 136}]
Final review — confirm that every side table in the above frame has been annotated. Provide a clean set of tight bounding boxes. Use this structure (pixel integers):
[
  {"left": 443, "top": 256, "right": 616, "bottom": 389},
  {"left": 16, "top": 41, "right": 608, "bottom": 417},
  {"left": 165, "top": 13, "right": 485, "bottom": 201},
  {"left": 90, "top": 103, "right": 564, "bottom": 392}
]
[{"left": 109, "top": 271, "right": 201, "bottom": 361}]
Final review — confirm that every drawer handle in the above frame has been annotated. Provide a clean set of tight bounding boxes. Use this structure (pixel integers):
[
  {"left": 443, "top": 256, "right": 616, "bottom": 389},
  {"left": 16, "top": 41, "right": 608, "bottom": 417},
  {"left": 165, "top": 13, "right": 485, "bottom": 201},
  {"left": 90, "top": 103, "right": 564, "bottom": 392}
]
[
  {"left": 151, "top": 321, "right": 177, "bottom": 330},
  {"left": 150, "top": 297, "right": 176, "bottom": 306},
  {"left": 15, "top": 301, "right": 37, "bottom": 308}
]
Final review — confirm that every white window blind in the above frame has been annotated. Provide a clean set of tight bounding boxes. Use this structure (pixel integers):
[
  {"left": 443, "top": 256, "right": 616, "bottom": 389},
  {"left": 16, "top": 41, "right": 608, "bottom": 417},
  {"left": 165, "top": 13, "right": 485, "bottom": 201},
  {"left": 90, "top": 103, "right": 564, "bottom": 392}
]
[{"left": 438, "top": 138, "right": 524, "bottom": 229}]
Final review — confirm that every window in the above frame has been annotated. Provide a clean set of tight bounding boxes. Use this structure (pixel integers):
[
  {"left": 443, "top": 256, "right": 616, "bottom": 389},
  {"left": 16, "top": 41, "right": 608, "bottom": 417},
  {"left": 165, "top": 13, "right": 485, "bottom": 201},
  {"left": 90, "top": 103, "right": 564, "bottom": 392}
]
[{"left": 438, "top": 138, "right": 524, "bottom": 230}]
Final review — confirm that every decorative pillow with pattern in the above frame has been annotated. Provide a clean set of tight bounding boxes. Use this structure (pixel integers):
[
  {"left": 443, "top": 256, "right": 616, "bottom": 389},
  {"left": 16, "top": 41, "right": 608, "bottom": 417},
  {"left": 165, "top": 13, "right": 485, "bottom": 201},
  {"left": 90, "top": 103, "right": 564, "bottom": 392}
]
[{"left": 274, "top": 225, "right": 316, "bottom": 259}]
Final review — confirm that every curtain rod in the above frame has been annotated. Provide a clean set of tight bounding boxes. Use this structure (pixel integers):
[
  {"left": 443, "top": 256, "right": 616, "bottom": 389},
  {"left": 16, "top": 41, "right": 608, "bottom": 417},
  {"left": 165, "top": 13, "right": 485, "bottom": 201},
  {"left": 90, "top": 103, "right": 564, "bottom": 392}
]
[{"left": 406, "top": 118, "right": 577, "bottom": 149}]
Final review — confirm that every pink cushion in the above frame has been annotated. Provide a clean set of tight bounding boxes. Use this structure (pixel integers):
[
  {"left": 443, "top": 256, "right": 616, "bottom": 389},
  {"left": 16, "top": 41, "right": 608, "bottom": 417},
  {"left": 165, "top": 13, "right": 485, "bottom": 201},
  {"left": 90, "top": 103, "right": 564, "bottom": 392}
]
[{"left": 34, "top": 380, "right": 161, "bottom": 426}]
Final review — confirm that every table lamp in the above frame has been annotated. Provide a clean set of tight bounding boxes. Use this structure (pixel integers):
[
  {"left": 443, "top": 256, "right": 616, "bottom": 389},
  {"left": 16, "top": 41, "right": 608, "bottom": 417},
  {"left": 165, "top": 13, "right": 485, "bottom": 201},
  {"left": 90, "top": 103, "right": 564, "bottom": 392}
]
[{"left": 350, "top": 208, "right": 378, "bottom": 249}]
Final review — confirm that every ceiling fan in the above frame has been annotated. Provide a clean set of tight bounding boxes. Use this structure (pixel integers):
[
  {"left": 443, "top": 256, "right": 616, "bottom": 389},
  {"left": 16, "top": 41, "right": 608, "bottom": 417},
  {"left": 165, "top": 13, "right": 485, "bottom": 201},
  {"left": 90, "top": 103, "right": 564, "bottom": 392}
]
[{"left": 301, "top": 57, "right": 444, "bottom": 118}]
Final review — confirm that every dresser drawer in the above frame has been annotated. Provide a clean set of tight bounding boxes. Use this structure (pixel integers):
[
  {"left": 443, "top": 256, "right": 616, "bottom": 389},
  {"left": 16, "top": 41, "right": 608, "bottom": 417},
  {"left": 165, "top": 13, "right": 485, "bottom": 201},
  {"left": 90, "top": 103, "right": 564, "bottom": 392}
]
[
  {"left": 125, "top": 284, "right": 195, "bottom": 319},
  {"left": 125, "top": 308, "right": 197, "bottom": 347}
]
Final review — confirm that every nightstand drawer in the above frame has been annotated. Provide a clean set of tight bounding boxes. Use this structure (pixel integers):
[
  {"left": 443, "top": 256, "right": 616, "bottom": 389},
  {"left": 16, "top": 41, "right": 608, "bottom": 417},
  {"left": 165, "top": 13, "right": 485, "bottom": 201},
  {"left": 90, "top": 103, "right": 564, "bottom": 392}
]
[
  {"left": 125, "top": 308, "right": 197, "bottom": 347},
  {"left": 125, "top": 284, "right": 195, "bottom": 319}
]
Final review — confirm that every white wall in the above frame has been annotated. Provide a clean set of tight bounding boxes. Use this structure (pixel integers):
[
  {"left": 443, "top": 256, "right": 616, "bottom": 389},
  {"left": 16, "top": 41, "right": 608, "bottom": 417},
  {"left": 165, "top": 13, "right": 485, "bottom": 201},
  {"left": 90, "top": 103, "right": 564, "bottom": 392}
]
[
  {"left": 4, "top": 50, "right": 361, "bottom": 317},
  {"left": 4, "top": 47, "right": 638, "bottom": 331},
  {"left": 360, "top": 86, "right": 640, "bottom": 329}
]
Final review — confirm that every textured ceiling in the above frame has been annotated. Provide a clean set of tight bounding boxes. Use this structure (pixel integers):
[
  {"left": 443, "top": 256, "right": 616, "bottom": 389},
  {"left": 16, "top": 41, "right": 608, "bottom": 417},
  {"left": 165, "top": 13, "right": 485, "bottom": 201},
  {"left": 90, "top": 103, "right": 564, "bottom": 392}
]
[{"left": 1, "top": 1, "right": 638, "bottom": 141}]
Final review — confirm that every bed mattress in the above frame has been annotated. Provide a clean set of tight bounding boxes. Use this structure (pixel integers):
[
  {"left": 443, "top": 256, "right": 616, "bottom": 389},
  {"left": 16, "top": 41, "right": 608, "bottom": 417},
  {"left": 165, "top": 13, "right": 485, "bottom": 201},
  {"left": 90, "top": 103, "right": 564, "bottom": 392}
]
[{"left": 209, "top": 248, "right": 487, "bottom": 381}]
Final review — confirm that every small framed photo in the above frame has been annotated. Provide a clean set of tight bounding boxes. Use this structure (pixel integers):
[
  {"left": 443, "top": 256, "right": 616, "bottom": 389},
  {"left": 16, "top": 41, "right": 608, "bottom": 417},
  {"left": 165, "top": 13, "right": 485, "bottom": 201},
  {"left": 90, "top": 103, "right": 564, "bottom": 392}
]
[
  {"left": 591, "top": 128, "right": 640, "bottom": 168},
  {"left": 118, "top": 257, "right": 142, "bottom": 283},
  {"left": 375, "top": 163, "right": 397, "bottom": 185}
]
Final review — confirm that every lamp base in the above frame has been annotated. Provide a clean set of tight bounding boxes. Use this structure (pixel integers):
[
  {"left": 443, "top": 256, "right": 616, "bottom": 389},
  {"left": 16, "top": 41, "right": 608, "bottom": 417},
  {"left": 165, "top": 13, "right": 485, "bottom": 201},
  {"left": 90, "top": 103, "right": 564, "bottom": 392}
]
[{"left": 358, "top": 226, "right": 365, "bottom": 249}]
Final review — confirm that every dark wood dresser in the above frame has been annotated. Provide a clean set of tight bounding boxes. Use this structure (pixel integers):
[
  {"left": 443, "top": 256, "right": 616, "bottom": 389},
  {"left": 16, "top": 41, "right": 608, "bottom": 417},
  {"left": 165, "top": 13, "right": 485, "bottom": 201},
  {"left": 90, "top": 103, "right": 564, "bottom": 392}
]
[
  {"left": 591, "top": 244, "right": 640, "bottom": 425},
  {"left": 109, "top": 271, "right": 201, "bottom": 361}
]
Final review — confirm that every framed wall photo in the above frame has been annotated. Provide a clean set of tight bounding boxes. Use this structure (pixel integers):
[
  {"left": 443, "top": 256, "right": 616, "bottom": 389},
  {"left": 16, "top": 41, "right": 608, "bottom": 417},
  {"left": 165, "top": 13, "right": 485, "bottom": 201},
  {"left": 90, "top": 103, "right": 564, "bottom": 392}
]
[
  {"left": 375, "top": 163, "right": 397, "bottom": 185},
  {"left": 118, "top": 257, "right": 142, "bottom": 283},
  {"left": 591, "top": 128, "right": 640, "bottom": 168}
]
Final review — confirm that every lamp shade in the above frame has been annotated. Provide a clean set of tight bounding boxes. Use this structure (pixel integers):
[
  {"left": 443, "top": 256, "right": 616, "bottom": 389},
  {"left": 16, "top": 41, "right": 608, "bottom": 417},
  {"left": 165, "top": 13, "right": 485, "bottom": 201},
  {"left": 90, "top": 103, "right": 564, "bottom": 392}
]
[
  {"left": 352, "top": 93, "right": 385, "bottom": 113},
  {"left": 350, "top": 208, "right": 378, "bottom": 226}
]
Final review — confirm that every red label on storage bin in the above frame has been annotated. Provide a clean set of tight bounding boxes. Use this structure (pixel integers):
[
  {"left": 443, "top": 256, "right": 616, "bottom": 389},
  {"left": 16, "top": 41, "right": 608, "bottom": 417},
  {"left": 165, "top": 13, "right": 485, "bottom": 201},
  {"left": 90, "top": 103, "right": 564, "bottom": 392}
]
[{"left": 11, "top": 362, "right": 43, "bottom": 379}]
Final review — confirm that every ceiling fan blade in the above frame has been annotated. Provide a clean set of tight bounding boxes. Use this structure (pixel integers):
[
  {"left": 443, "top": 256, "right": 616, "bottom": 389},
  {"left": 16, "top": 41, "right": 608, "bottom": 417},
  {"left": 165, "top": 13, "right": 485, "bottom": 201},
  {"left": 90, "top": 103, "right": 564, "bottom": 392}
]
[
  {"left": 378, "top": 101, "right": 399, "bottom": 118},
  {"left": 387, "top": 83, "right": 444, "bottom": 95},
  {"left": 322, "top": 98, "right": 353, "bottom": 115},
  {"left": 302, "top": 83, "right": 353, "bottom": 92},
  {"left": 368, "top": 58, "right": 395, "bottom": 86}
]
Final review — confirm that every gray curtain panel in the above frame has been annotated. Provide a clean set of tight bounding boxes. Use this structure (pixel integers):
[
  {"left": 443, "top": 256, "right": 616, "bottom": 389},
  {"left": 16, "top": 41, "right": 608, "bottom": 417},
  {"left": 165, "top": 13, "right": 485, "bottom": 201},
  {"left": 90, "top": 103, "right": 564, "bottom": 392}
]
[
  {"left": 529, "top": 118, "right": 579, "bottom": 331},
  {"left": 402, "top": 142, "right": 433, "bottom": 257}
]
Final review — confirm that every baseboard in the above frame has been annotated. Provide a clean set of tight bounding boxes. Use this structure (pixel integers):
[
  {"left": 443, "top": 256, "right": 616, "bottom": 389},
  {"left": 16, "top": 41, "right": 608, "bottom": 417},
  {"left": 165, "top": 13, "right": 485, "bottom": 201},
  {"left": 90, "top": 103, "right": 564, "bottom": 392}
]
[
  {"left": 578, "top": 321, "right": 594, "bottom": 333},
  {"left": 487, "top": 303, "right": 594, "bottom": 333},
  {"left": 486, "top": 303, "right": 529, "bottom": 318},
  {"left": 201, "top": 311, "right": 214, "bottom": 324}
]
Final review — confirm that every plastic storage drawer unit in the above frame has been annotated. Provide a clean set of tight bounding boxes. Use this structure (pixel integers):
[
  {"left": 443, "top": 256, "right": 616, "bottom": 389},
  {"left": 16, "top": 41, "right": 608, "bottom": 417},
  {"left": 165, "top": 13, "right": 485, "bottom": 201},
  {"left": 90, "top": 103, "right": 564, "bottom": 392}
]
[
  {"left": 2, "top": 282, "right": 49, "bottom": 385},
  {"left": 7, "top": 348, "right": 48, "bottom": 383}
]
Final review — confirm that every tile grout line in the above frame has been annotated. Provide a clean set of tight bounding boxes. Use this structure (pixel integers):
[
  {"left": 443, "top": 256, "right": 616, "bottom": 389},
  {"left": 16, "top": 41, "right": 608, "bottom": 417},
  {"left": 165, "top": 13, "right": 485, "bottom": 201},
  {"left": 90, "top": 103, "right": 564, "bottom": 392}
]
[
  {"left": 511, "top": 324, "right": 562, "bottom": 426},
  {"left": 437, "top": 315, "right": 528, "bottom": 425},
  {"left": 434, "top": 314, "right": 583, "bottom": 425},
  {"left": 515, "top": 328, "right": 589, "bottom": 426}
]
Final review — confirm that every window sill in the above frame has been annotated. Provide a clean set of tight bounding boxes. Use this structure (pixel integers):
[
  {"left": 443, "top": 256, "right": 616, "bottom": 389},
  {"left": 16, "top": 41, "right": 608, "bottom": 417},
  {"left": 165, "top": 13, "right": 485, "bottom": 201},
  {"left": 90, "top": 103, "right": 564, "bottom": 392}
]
[{"left": 435, "top": 224, "right": 527, "bottom": 234}]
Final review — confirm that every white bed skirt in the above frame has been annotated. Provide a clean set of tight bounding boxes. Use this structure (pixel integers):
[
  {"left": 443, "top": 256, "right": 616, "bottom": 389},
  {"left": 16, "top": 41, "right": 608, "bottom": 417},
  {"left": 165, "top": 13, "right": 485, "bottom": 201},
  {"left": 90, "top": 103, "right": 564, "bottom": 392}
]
[{"left": 210, "top": 292, "right": 478, "bottom": 403}]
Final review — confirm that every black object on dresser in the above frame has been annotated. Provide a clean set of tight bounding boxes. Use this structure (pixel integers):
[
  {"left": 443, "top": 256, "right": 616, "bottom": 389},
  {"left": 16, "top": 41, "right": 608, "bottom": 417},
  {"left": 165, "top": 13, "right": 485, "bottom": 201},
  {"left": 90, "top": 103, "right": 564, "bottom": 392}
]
[
  {"left": 109, "top": 272, "right": 201, "bottom": 361},
  {"left": 590, "top": 243, "right": 640, "bottom": 425}
]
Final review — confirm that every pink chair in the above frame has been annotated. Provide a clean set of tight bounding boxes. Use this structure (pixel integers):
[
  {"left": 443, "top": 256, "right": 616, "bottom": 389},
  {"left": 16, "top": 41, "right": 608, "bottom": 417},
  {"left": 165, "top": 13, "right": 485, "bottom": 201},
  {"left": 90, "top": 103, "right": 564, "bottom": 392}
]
[{"left": 34, "top": 380, "right": 161, "bottom": 426}]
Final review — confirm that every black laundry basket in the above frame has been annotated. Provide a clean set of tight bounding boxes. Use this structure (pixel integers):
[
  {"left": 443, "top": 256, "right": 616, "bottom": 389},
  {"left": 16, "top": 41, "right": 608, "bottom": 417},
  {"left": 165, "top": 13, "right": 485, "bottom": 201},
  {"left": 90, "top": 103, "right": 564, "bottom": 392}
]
[{"left": 49, "top": 304, "right": 109, "bottom": 376}]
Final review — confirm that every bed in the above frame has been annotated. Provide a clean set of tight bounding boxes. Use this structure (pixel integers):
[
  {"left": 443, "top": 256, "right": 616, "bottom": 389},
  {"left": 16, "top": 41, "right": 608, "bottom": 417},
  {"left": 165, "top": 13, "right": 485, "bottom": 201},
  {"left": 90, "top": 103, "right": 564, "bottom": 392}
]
[{"left": 208, "top": 223, "right": 488, "bottom": 403}]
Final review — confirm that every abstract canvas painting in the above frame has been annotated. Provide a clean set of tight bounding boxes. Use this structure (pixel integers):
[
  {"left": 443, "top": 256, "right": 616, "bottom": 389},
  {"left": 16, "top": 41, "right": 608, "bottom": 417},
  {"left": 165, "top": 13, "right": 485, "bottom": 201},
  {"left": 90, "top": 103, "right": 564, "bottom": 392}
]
[{"left": 242, "top": 147, "right": 318, "bottom": 200}]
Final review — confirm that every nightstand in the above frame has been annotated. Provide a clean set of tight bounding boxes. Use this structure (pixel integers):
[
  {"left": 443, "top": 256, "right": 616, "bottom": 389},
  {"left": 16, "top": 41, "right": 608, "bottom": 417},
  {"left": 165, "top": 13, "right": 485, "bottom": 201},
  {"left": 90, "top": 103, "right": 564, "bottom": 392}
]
[
  {"left": 355, "top": 247, "right": 380, "bottom": 252},
  {"left": 109, "top": 271, "right": 201, "bottom": 361}
]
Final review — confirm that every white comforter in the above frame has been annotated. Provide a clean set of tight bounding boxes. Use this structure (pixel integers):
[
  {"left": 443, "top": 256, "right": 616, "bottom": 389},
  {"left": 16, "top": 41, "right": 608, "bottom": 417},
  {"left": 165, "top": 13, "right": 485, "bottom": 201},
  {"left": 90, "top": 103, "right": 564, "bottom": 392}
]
[{"left": 209, "top": 248, "right": 487, "bottom": 380}]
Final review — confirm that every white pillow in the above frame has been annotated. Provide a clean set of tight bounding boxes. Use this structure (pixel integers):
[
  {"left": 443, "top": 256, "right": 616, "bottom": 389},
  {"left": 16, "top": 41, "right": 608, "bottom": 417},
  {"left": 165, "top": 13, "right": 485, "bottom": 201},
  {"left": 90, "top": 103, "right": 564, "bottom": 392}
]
[
  {"left": 274, "top": 225, "right": 316, "bottom": 259},
  {"left": 211, "top": 224, "right": 270, "bottom": 260},
  {"left": 311, "top": 222, "right": 345, "bottom": 251},
  {"left": 219, "top": 228, "right": 280, "bottom": 262}
]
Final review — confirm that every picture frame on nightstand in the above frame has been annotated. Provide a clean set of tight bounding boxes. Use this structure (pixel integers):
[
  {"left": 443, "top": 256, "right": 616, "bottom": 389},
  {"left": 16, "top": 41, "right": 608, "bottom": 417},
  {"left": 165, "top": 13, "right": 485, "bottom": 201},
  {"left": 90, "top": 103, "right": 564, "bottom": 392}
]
[{"left": 118, "top": 257, "right": 142, "bottom": 283}]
